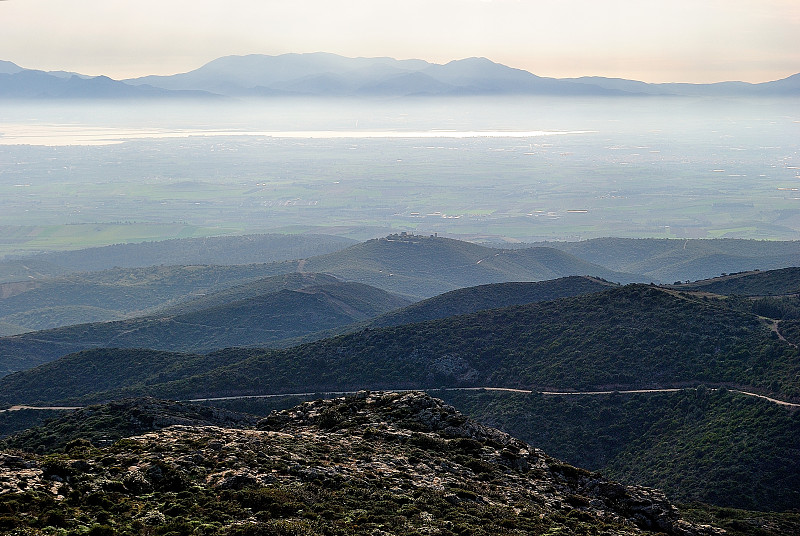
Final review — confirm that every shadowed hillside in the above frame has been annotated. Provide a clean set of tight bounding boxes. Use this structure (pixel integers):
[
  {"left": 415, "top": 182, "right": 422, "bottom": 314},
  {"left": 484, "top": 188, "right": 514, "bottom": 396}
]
[
  {"left": 0, "top": 262, "right": 299, "bottom": 333},
  {"left": 370, "top": 276, "right": 617, "bottom": 328},
  {"left": 0, "top": 274, "right": 409, "bottom": 377},
  {"left": 0, "top": 233, "right": 354, "bottom": 282},
  {"left": 4, "top": 284, "right": 797, "bottom": 406},
  {"left": 439, "top": 388, "right": 800, "bottom": 511}
]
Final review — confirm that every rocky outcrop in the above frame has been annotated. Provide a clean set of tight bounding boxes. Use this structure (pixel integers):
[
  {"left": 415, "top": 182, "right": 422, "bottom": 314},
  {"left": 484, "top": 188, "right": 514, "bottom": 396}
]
[
  {"left": 0, "top": 392, "right": 723, "bottom": 535},
  {"left": 259, "top": 391, "right": 722, "bottom": 536}
]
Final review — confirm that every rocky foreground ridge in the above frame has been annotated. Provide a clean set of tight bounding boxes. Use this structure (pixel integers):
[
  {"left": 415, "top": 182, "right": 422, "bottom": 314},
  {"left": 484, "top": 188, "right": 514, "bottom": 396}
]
[{"left": 0, "top": 392, "right": 722, "bottom": 535}]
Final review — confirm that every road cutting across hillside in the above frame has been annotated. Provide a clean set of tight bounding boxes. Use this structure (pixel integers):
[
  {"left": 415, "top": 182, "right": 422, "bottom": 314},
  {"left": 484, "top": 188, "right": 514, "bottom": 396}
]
[{"left": 3, "top": 386, "right": 798, "bottom": 413}]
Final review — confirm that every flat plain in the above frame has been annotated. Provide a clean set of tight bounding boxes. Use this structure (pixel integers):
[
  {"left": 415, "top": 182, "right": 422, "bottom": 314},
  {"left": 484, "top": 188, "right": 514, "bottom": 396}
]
[{"left": 1, "top": 96, "right": 798, "bottom": 258}]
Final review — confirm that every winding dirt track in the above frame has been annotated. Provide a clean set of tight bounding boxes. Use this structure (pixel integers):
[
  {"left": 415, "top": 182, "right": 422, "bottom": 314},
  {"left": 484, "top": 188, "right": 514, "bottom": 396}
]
[
  {"left": 182, "top": 386, "right": 800, "bottom": 408},
  {"left": 3, "top": 386, "right": 798, "bottom": 413}
]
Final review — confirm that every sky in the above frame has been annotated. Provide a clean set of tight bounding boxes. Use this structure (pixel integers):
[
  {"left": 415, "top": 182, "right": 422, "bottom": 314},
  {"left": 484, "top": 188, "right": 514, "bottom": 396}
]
[{"left": 1, "top": 0, "right": 798, "bottom": 83}]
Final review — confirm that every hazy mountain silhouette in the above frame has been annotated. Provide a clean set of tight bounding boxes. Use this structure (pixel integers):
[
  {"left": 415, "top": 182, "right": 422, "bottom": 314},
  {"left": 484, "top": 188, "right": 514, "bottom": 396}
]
[
  {"left": 0, "top": 60, "right": 22, "bottom": 75},
  {"left": 0, "top": 70, "right": 218, "bottom": 99},
  {"left": 126, "top": 53, "right": 627, "bottom": 97},
  {"left": 3, "top": 52, "right": 799, "bottom": 98},
  {"left": 566, "top": 72, "right": 800, "bottom": 97}
]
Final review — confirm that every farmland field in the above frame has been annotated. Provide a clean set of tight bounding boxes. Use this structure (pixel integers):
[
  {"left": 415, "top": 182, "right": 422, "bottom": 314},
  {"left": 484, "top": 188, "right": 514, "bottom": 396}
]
[{"left": 1, "top": 96, "right": 798, "bottom": 256}]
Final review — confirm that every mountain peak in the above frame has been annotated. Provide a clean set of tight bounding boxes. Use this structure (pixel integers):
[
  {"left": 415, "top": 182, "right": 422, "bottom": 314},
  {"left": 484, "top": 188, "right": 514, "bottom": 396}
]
[
  {"left": 0, "top": 60, "right": 23, "bottom": 75},
  {"left": 259, "top": 390, "right": 514, "bottom": 444}
]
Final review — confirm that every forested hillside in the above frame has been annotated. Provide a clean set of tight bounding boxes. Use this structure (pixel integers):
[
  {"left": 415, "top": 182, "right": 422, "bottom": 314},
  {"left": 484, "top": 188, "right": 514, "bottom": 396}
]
[
  {"left": 671, "top": 267, "right": 800, "bottom": 296},
  {"left": 4, "top": 284, "right": 796, "bottom": 406},
  {"left": 370, "top": 276, "right": 616, "bottom": 327},
  {"left": 438, "top": 388, "right": 800, "bottom": 511}
]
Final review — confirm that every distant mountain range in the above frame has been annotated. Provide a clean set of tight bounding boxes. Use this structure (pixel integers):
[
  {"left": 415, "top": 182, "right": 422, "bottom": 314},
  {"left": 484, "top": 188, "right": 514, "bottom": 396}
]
[{"left": 2, "top": 53, "right": 798, "bottom": 99}]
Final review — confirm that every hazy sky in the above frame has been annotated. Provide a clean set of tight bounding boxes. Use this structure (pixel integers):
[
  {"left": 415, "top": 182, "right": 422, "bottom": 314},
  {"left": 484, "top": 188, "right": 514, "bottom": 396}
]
[{"left": 1, "top": 0, "right": 798, "bottom": 83}]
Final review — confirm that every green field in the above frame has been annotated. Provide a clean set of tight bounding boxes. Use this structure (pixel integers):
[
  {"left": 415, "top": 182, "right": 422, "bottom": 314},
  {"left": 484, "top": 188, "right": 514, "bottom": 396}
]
[
  {"left": 0, "top": 223, "right": 243, "bottom": 257},
  {"left": 1, "top": 98, "right": 798, "bottom": 256}
]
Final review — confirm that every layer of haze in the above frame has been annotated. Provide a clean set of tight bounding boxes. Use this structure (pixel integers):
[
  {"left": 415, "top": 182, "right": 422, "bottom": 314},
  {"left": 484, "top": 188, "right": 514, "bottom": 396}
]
[{"left": 1, "top": 0, "right": 798, "bottom": 83}]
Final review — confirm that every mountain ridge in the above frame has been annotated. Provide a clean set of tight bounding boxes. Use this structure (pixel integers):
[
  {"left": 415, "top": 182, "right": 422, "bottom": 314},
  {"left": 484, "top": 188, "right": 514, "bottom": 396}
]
[
  {"left": 5, "top": 283, "right": 796, "bottom": 406},
  {"left": 4, "top": 53, "right": 798, "bottom": 99}
]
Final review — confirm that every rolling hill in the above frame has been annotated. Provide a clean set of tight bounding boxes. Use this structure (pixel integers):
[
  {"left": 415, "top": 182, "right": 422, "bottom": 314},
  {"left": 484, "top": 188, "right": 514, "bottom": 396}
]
[
  {"left": 299, "top": 234, "right": 643, "bottom": 298},
  {"left": 11, "top": 235, "right": 799, "bottom": 340},
  {"left": 3, "top": 281, "right": 800, "bottom": 512},
  {"left": 0, "top": 234, "right": 640, "bottom": 334},
  {"left": 0, "top": 275, "right": 616, "bottom": 380},
  {"left": 0, "top": 233, "right": 355, "bottom": 283},
  {"left": 0, "top": 262, "right": 299, "bottom": 334},
  {"left": 369, "top": 276, "right": 617, "bottom": 328},
  {"left": 0, "top": 273, "right": 410, "bottom": 377},
  {"left": 4, "top": 284, "right": 796, "bottom": 406},
  {"left": 545, "top": 238, "right": 800, "bottom": 283},
  {"left": 669, "top": 267, "right": 800, "bottom": 296}
]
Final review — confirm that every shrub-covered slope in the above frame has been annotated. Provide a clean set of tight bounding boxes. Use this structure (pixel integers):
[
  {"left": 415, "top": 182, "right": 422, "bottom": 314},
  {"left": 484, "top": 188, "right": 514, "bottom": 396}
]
[
  {"left": 369, "top": 276, "right": 617, "bottom": 328},
  {"left": 96, "top": 285, "right": 797, "bottom": 403},
  {"left": 4, "top": 284, "right": 797, "bottom": 406},
  {"left": 438, "top": 388, "right": 800, "bottom": 512},
  {"left": 670, "top": 267, "right": 800, "bottom": 296},
  {"left": 0, "top": 392, "right": 723, "bottom": 536},
  {"left": 0, "top": 348, "right": 247, "bottom": 406}
]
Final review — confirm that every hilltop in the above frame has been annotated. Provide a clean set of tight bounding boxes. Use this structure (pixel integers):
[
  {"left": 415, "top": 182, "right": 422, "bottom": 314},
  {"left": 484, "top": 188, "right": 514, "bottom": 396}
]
[
  {"left": 670, "top": 267, "right": 800, "bottom": 296},
  {"left": 0, "top": 392, "right": 723, "bottom": 535},
  {"left": 299, "top": 234, "right": 642, "bottom": 298},
  {"left": 369, "top": 276, "right": 617, "bottom": 328}
]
